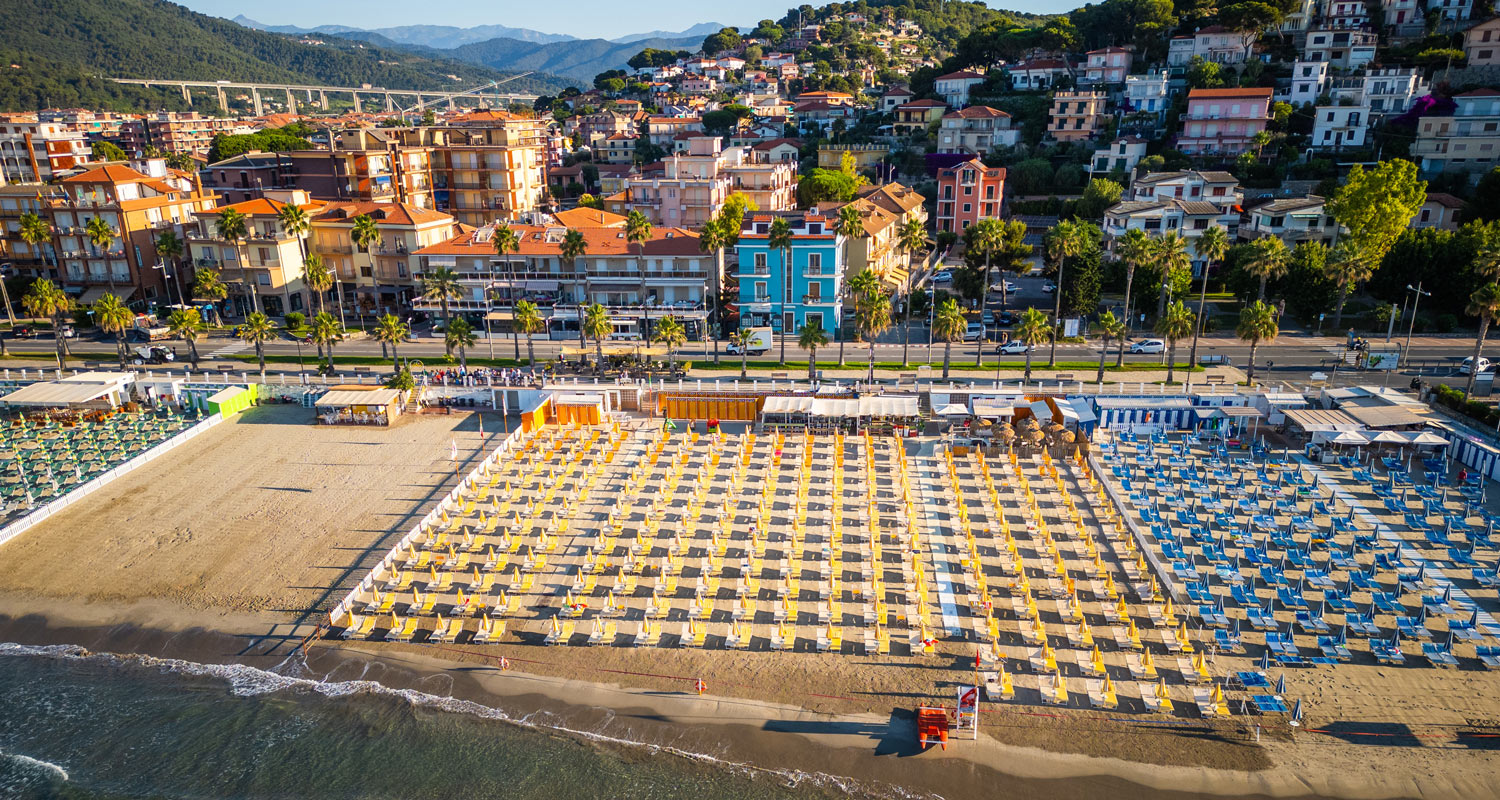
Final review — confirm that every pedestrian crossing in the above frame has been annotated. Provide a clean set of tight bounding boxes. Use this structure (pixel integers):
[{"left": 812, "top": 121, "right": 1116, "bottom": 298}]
[{"left": 206, "top": 341, "right": 250, "bottom": 359}]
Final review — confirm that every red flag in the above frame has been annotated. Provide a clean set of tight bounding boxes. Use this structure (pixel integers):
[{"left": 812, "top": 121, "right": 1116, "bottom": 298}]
[
  {"left": 975, "top": 652, "right": 982, "bottom": 668},
  {"left": 478, "top": 414, "right": 485, "bottom": 439}
]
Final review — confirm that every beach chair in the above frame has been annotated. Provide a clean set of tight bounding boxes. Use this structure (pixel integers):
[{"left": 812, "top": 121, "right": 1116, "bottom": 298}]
[
  {"left": 1449, "top": 611, "right": 1483, "bottom": 642},
  {"left": 1295, "top": 602, "right": 1330, "bottom": 635},
  {"left": 343, "top": 614, "right": 377, "bottom": 640},
  {"left": 365, "top": 591, "right": 397, "bottom": 615},
  {"left": 1040, "top": 671, "right": 1068, "bottom": 706},
  {"left": 1371, "top": 632, "right": 1405, "bottom": 665},
  {"left": 1422, "top": 634, "right": 1459, "bottom": 668},
  {"left": 433, "top": 615, "right": 461, "bottom": 643},
  {"left": 1143, "top": 680, "right": 1175, "bottom": 715},
  {"left": 1476, "top": 645, "right": 1500, "bottom": 670},
  {"left": 473, "top": 615, "right": 505, "bottom": 644},
  {"left": 388, "top": 614, "right": 417, "bottom": 642},
  {"left": 1395, "top": 606, "right": 1431, "bottom": 640},
  {"left": 1422, "top": 587, "right": 1458, "bottom": 617},
  {"left": 690, "top": 620, "right": 707, "bottom": 648},
  {"left": 1127, "top": 649, "right": 1158, "bottom": 680},
  {"left": 1195, "top": 683, "right": 1230, "bottom": 717}
]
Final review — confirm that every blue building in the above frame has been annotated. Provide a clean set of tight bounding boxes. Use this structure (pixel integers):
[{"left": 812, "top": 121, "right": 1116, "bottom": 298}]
[{"left": 735, "top": 211, "right": 846, "bottom": 338}]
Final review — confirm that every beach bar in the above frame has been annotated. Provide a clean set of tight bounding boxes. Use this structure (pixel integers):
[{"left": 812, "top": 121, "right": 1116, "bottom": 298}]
[
  {"left": 315, "top": 388, "right": 403, "bottom": 426},
  {"left": 0, "top": 372, "right": 134, "bottom": 411}
]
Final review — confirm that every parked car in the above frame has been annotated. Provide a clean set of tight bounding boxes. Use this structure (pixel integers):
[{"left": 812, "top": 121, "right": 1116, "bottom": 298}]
[
  {"left": 131, "top": 345, "right": 175, "bottom": 365},
  {"left": 1041, "top": 281, "right": 1056, "bottom": 293},
  {"left": 995, "top": 310, "right": 1015, "bottom": 326},
  {"left": 964, "top": 322, "right": 986, "bottom": 341},
  {"left": 988, "top": 281, "right": 1019, "bottom": 294},
  {"left": 1129, "top": 339, "right": 1166, "bottom": 354},
  {"left": 932, "top": 271, "right": 954, "bottom": 284},
  {"left": 12, "top": 325, "right": 34, "bottom": 339},
  {"left": 997, "top": 340, "right": 1030, "bottom": 354},
  {"left": 60, "top": 324, "right": 77, "bottom": 339},
  {"left": 981, "top": 310, "right": 995, "bottom": 325},
  {"left": 1459, "top": 356, "right": 1493, "bottom": 375}
]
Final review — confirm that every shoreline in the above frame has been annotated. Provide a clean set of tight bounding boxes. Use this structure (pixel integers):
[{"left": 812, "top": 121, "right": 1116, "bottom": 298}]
[{"left": 0, "top": 594, "right": 1466, "bottom": 800}]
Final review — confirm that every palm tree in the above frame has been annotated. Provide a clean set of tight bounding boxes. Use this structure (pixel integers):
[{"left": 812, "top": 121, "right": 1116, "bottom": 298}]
[
  {"left": 1244, "top": 236, "right": 1290, "bottom": 302},
  {"left": 653, "top": 314, "right": 687, "bottom": 372},
  {"left": 1187, "top": 225, "right": 1229, "bottom": 387},
  {"left": 1015, "top": 306, "right": 1051, "bottom": 382},
  {"left": 193, "top": 267, "right": 228, "bottom": 326},
  {"left": 836, "top": 204, "right": 865, "bottom": 365},
  {"left": 561, "top": 228, "right": 589, "bottom": 350},
  {"left": 446, "top": 317, "right": 477, "bottom": 372},
  {"left": 1236, "top": 300, "right": 1279, "bottom": 385},
  {"left": 1155, "top": 300, "right": 1196, "bottom": 384},
  {"left": 84, "top": 214, "right": 118, "bottom": 271},
  {"left": 167, "top": 307, "right": 204, "bottom": 368},
  {"left": 94, "top": 292, "right": 133, "bottom": 369},
  {"left": 349, "top": 214, "right": 381, "bottom": 319},
  {"left": 846, "top": 267, "right": 880, "bottom": 367},
  {"left": 1045, "top": 219, "right": 1087, "bottom": 368},
  {"left": 1325, "top": 240, "right": 1374, "bottom": 330},
  {"left": 768, "top": 217, "right": 793, "bottom": 365},
  {"left": 276, "top": 202, "right": 311, "bottom": 269},
  {"left": 728, "top": 328, "right": 754, "bottom": 379},
  {"left": 698, "top": 217, "right": 727, "bottom": 366},
  {"left": 238, "top": 311, "right": 277, "bottom": 380},
  {"left": 970, "top": 218, "right": 1007, "bottom": 366},
  {"left": 798, "top": 320, "right": 829, "bottom": 381},
  {"left": 19, "top": 212, "right": 53, "bottom": 273},
  {"left": 216, "top": 208, "right": 254, "bottom": 314},
  {"left": 22, "top": 279, "right": 71, "bottom": 368},
  {"left": 154, "top": 230, "right": 185, "bottom": 306},
  {"left": 421, "top": 266, "right": 463, "bottom": 327},
  {"left": 492, "top": 224, "right": 523, "bottom": 360},
  {"left": 932, "top": 297, "right": 965, "bottom": 379},
  {"left": 515, "top": 300, "right": 544, "bottom": 365},
  {"left": 625, "top": 210, "right": 653, "bottom": 341},
  {"left": 855, "top": 283, "right": 891, "bottom": 383},
  {"left": 1153, "top": 232, "right": 1192, "bottom": 319},
  {"left": 898, "top": 217, "right": 927, "bottom": 367},
  {"left": 303, "top": 253, "right": 333, "bottom": 315},
  {"left": 1465, "top": 283, "right": 1500, "bottom": 397},
  {"left": 308, "top": 311, "right": 343, "bottom": 372},
  {"left": 1114, "top": 228, "right": 1152, "bottom": 367},
  {"left": 1094, "top": 310, "right": 1126, "bottom": 385},
  {"left": 373, "top": 313, "right": 409, "bottom": 369},
  {"left": 583, "top": 303, "right": 613, "bottom": 373}
]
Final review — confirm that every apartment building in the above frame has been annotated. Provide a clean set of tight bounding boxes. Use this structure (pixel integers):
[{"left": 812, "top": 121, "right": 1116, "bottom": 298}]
[
  {"left": 1082, "top": 47, "right": 1132, "bottom": 85},
  {"left": 0, "top": 117, "right": 92, "bottom": 184},
  {"left": 1130, "top": 170, "right": 1242, "bottom": 210},
  {"left": 1241, "top": 195, "right": 1339, "bottom": 248},
  {"left": 936, "top": 106, "right": 1018, "bottom": 157},
  {"left": 311, "top": 201, "right": 463, "bottom": 316},
  {"left": 935, "top": 158, "right": 1006, "bottom": 234},
  {"left": 1008, "top": 59, "right": 1071, "bottom": 91},
  {"left": 933, "top": 70, "right": 987, "bottom": 107},
  {"left": 1176, "top": 88, "right": 1272, "bottom": 156},
  {"left": 1303, "top": 29, "right": 1378, "bottom": 69},
  {"left": 1103, "top": 198, "right": 1227, "bottom": 274},
  {"left": 317, "top": 128, "right": 431, "bottom": 208},
  {"left": 393, "top": 123, "right": 546, "bottom": 227},
  {"left": 596, "top": 133, "right": 637, "bottom": 165},
  {"left": 1090, "top": 136, "right": 1149, "bottom": 178},
  {"left": 893, "top": 100, "right": 948, "bottom": 136},
  {"left": 1362, "top": 68, "right": 1429, "bottom": 118},
  {"left": 1168, "top": 26, "right": 1257, "bottom": 68},
  {"left": 202, "top": 151, "right": 301, "bottom": 205},
  {"left": 646, "top": 117, "right": 704, "bottom": 147},
  {"left": 573, "top": 111, "right": 637, "bottom": 141},
  {"left": 187, "top": 191, "right": 326, "bottom": 317},
  {"left": 120, "top": 112, "right": 238, "bottom": 156},
  {"left": 1412, "top": 192, "right": 1464, "bottom": 230},
  {"left": 414, "top": 221, "right": 708, "bottom": 341},
  {"left": 1433, "top": 0, "right": 1475, "bottom": 22},
  {"left": 1284, "top": 61, "right": 1330, "bottom": 107},
  {"left": 1413, "top": 88, "right": 1500, "bottom": 177},
  {"left": 1325, "top": 0, "right": 1371, "bottom": 28},
  {"left": 1105, "top": 169, "right": 1242, "bottom": 271},
  {"left": 626, "top": 136, "right": 796, "bottom": 228},
  {"left": 1124, "top": 70, "right": 1171, "bottom": 118},
  {"left": 736, "top": 211, "right": 845, "bottom": 337},
  {"left": 822, "top": 182, "right": 928, "bottom": 291},
  {"left": 1311, "top": 104, "right": 1371, "bottom": 150},
  {"left": 50, "top": 161, "right": 217, "bottom": 306},
  {"left": 1047, "top": 91, "right": 1107, "bottom": 143},
  {"left": 0, "top": 183, "right": 62, "bottom": 276},
  {"left": 1464, "top": 17, "right": 1500, "bottom": 66}
]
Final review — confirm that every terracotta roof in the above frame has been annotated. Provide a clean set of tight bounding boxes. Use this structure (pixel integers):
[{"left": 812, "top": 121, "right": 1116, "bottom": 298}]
[
  {"left": 1187, "top": 88, "right": 1273, "bottom": 99},
  {"left": 1088, "top": 47, "right": 1131, "bottom": 54},
  {"left": 211, "top": 196, "right": 327, "bottom": 217},
  {"left": 1424, "top": 192, "right": 1464, "bottom": 209},
  {"left": 60, "top": 164, "right": 153, "bottom": 184},
  {"left": 942, "top": 106, "right": 1011, "bottom": 120},
  {"left": 856, "top": 183, "right": 926, "bottom": 215},
  {"left": 1249, "top": 195, "right": 1325, "bottom": 214},
  {"left": 312, "top": 201, "right": 455, "bottom": 227},
  {"left": 1457, "top": 88, "right": 1500, "bottom": 98},
  {"left": 750, "top": 137, "right": 803, "bottom": 150},
  {"left": 553, "top": 207, "right": 627, "bottom": 228},
  {"left": 897, "top": 99, "right": 948, "bottom": 109},
  {"left": 416, "top": 224, "right": 701, "bottom": 257}
]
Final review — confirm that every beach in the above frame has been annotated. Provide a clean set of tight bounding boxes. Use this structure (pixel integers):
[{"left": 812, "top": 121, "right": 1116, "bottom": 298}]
[{"left": 1, "top": 405, "right": 1498, "bottom": 799}]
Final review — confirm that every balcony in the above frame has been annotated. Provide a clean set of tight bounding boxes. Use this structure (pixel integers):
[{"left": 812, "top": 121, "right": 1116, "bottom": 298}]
[{"left": 800, "top": 294, "right": 829, "bottom": 304}]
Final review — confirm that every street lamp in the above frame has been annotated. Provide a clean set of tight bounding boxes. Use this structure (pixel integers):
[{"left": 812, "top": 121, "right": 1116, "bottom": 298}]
[
  {"left": 1401, "top": 282, "right": 1429, "bottom": 368},
  {"left": 151, "top": 261, "right": 184, "bottom": 310}
]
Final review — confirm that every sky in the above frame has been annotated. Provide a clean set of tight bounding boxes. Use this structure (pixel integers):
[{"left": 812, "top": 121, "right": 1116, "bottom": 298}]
[{"left": 180, "top": 0, "right": 1084, "bottom": 39}]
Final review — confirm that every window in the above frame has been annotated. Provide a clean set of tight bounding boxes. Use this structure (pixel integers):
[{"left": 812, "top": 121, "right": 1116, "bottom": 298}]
[
  {"left": 808, "top": 253, "right": 822, "bottom": 273},
  {"left": 963, "top": 185, "right": 973, "bottom": 195},
  {"left": 754, "top": 252, "right": 767, "bottom": 269},
  {"left": 962, "top": 203, "right": 972, "bottom": 213}
]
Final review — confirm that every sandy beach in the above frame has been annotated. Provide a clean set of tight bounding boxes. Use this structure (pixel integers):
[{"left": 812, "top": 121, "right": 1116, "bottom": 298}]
[{"left": 1, "top": 406, "right": 1498, "bottom": 799}]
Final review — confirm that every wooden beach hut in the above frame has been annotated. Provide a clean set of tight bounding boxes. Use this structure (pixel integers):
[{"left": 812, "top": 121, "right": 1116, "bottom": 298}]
[{"left": 315, "top": 388, "right": 403, "bottom": 425}]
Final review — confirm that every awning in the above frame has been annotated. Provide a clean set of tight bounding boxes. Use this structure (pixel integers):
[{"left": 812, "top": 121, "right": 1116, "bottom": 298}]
[
  {"left": 77, "top": 286, "right": 133, "bottom": 305},
  {"left": 1404, "top": 431, "right": 1450, "bottom": 446},
  {"left": 315, "top": 389, "right": 401, "bottom": 408},
  {"left": 934, "top": 403, "right": 969, "bottom": 416},
  {"left": 1324, "top": 430, "right": 1371, "bottom": 445},
  {"left": 1202, "top": 406, "right": 1266, "bottom": 420},
  {"left": 1283, "top": 408, "right": 1361, "bottom": 432},
  {"left": 1341, "top": 403, "right": 1429, "bottom": 429},
  {"left": 1369, "top": 430, "right": 1409, "bottom": 444},
  {"left": 763, "top": 395, "right": 813, "bottom": 414},
  {"left": 970, "top": 397, "right": 1018, "bottom": 418}
]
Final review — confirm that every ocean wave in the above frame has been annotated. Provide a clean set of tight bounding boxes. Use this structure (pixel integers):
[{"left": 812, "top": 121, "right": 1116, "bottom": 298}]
[
  {"left": 0, "top": 640, "right": 941, "bottom": 800},
  {"left": 0, "top": 750, "right": 70, "bottom": 782}
]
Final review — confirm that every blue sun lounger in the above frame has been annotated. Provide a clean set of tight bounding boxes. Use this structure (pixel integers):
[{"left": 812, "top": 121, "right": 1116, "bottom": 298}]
[
  {"left": 1317, "top": 627, "right": 1353, "bottom": 662},
  {"left": 1322, "top": 584, "right": 1358, "bottom": 613},
  {"left": 1422, "top": 635, "right": 1459, "bottom": 668},
  {"left": 1348, "top": 568, "right": 1382, "bottom": 592},
  {"left": 1247, "top": 602, "right": 1277, "bottom": 631},
  {"left": 1477, "top": 645, "right": 1500, "bottom": 669},
  {"left": 1373, "top": 586, "right": 1407, "bottom": 615},
  {"left": 1372, "top": 633, "right": 1405, "bottom": 665},
  {"left": 1296, "top": 602, "right": 1331, "bottom": 635},
  {"left": 1449, "top": 611, "right": 1483, "bottom": 642},
  {"left": 1345, "top": 605, "right": 1381, "bottom": 637},
  {"left": 1395, "top": 606, "right": 1431, "bottom": 640}
]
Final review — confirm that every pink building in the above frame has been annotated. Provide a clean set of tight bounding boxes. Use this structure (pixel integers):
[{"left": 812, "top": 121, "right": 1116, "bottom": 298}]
[
  {"left": 1177, "top": 88, "right": 1272, "bottom": 156},
  {"left": 1083, "top": 47, "right": 1132, "bottom": 85}
]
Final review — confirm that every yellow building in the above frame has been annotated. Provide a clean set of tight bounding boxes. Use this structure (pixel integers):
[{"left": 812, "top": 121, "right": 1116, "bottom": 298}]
[
  {"left": 1047, "top": 91, "right": 1108, "bottom": 142},
  {"left": 816, "top": 144, "right": 891, "bottom": 171},
  {"left": 823, "top": 182, "right": 929, "bottom": 292},
  {"left": 310, "top": 201, "right": 465, "bottom": 316},
  {"left": 187, "top": 190, "right": 326, "bottom": 317}
]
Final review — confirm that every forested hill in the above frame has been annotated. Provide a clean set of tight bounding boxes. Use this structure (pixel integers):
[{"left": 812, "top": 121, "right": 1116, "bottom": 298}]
[{"left": 0, "top": 0, "right": 571, "bottom": 112}]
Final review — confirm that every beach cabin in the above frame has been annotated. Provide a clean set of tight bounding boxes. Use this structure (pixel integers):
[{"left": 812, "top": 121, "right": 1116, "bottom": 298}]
[
  {"left": 315, "top": 388, "right": 403, "bottom": 426},
  {"left": 1253, "top": 391, "right": 1309, "bottom": 425},
  {"left": 202, "top": 385, "right": 257, "bottom": 417},
  {"left": 1090, "top": 396, "right": 1196, "bottom": 434},
  {"left": 0, "top": 372, "right": 134, "bottom": 411},
  {"left": 554, "top": 393, "right": 605, "bottom": 426}
]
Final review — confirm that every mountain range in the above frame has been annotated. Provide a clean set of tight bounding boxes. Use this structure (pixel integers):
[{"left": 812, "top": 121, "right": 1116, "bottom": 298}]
[
  {"left": 445, "top": 35, "right": 706, "bottom": 83},
  {"left": 231, "top": 16, "right": 726, "bottom": 49},
  {"left": 0, "top": 0, "right": 574, "bottom": 112}
]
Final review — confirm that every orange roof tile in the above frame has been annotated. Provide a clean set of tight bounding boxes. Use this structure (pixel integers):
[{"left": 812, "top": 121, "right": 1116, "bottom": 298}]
[
  {"left": 415, "top": 225, "right": 700, "bottom": 257},
  {"left": 312, "top": 201, "right": 455, "bottom": 227},
  {"left": 1187, "top": 88, "right": 1273, "bottom": 98}
]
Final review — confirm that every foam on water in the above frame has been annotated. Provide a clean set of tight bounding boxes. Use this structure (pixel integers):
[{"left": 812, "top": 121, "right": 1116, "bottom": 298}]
[
  {"left": 0, "top": 751, "right": 70, "bottom": 781},
  {"left": 0, "top": 641, "right": 941, "bottom": 800}
]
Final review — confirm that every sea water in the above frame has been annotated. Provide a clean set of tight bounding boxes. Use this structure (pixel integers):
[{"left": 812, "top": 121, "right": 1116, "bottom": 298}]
[{"left": 0, "top": 643, "right": 887, "bottom": 800}]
